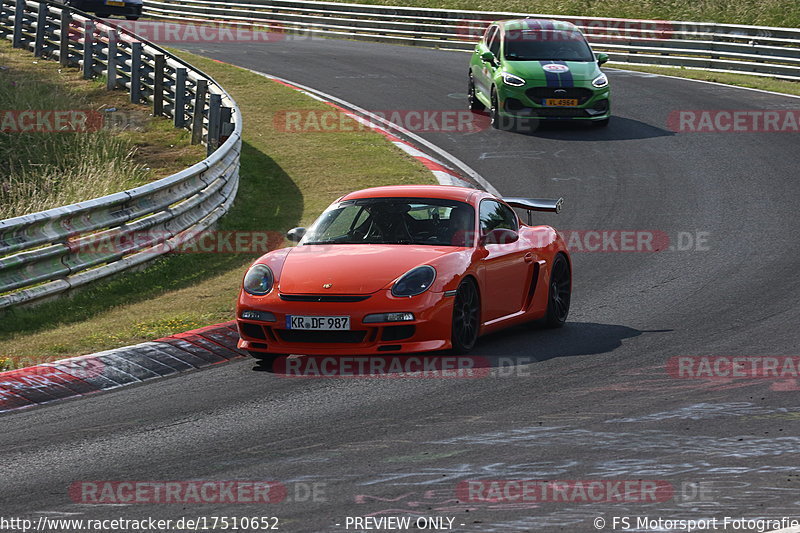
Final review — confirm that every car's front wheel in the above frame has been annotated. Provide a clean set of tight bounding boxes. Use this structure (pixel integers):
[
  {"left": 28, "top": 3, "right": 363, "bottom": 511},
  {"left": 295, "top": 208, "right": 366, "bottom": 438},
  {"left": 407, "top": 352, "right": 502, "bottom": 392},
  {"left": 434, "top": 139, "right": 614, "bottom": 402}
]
[
  {"left": 593, "top": 117, "right": 610, "bottom": 128},
  {"left": 451, "top": 278, "right": 480, "bottom": 353},
  {"left": 468, "top": 72, "right": 485, "bottom": 112},
  {"left": 544, "top": 254, "right": 571, "bottom": 328}
]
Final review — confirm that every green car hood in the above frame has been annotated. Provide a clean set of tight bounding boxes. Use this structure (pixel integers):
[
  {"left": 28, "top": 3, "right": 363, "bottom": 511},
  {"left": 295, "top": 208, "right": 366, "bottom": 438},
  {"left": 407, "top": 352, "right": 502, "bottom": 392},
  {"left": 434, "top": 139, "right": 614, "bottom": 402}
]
[{"left": 504, "top": 60, "right": 601, "bottom": 83}]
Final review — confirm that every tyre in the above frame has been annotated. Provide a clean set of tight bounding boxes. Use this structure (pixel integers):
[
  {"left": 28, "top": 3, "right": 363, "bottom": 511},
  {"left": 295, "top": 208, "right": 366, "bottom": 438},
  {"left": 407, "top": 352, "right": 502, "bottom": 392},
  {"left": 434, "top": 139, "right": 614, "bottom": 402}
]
[
  {"left": 95, "top": 12, "right": 110, "bottom": 17},
  {"left": 126, "top": 15, "right": 139, "bottom": 20},
  {"left": 592, "top": 117, "right": 610, "bottom": 128},
  {"left": 544, "top": 254, "right": 571, "bottom": 328},
  {"left": 451, "top": 278, "right": 480, "bottom": 353},
  {"left": 468, "top": 72, "right": 485, "bottom": 112}
]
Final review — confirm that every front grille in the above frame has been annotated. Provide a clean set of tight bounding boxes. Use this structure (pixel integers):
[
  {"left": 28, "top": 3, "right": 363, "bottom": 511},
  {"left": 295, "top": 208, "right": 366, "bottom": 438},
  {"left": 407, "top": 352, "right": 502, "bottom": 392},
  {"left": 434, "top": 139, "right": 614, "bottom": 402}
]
[
  {"left": 526, "top": 87, "right": 594, "bottom": 105},
  {"left": 276, "top": 330, "right": 367, "bottom": 344},
  {"left": 280, "top": 294, "right": 371, "bottom": 303}
]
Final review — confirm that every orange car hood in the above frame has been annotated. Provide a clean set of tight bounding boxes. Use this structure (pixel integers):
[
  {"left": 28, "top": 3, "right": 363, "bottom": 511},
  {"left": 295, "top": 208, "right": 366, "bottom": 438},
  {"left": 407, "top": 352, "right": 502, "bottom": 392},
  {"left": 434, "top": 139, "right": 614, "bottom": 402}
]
[{"left": 278, "top": 244, "right": 456, "bottom": 295}]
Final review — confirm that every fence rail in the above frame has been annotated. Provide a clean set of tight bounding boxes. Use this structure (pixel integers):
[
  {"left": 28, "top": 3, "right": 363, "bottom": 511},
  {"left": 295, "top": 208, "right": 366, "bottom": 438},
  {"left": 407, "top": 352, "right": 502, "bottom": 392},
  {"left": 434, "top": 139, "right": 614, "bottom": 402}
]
[
  {"left": 0, "top": 0, "right": 242, "bottom": 310},
  {"left": 142, "top": 0, "right": 800, "bottom": 81}
]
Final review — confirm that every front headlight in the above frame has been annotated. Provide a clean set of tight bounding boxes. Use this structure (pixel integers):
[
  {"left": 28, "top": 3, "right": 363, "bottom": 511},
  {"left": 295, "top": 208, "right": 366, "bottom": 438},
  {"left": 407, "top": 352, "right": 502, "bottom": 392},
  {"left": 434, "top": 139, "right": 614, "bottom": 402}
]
[
  {"left": 592, "top": 73, "right": 609, "bottom": 88},
  {"left": 243, "top": 264, "right": 274, "bottom": 295},
  {"left": 501, "top": 72, "right": 526, "bottom": 87},
  {"left": 392, "top": 266, "right": 436, "bottom": 297}
]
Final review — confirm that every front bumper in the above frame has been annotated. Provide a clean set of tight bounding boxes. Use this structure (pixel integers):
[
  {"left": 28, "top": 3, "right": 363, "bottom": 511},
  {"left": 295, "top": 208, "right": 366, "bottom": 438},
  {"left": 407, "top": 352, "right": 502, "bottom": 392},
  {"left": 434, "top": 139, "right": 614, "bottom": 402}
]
[
  {"left": 237, "top": 289, "right": 455, "bottom": 355},
  {"left": 497, "top": 83, "right": 610, "bottom": 120}
]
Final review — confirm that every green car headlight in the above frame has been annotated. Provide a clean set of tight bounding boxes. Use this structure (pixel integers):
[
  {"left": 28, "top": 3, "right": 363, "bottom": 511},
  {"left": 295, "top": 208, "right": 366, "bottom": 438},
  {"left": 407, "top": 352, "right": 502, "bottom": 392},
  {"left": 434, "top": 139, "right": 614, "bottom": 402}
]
[
  {"left": 501, "top": 72, "right": 526, "bottom": 87},
  {"left": 592, "top": 73, "right": 609, "bottom": 88},
  {"left": 243, "top": 264, "right": 274, "bottom": 295}
]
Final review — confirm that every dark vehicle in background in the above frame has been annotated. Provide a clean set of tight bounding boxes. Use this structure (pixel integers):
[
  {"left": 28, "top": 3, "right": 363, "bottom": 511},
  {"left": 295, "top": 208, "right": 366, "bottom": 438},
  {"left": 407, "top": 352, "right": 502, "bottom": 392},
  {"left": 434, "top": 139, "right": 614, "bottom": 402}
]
[{"left": 65, "top": 0, "right": 142, "bottom": 20}]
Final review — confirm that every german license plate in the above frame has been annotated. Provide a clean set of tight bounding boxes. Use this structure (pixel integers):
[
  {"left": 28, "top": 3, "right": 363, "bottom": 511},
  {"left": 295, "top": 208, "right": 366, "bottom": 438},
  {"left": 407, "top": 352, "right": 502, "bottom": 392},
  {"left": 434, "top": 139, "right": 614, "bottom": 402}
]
[
  {"left": 286, "top": 315, "right": 350, "bottom": 330},
  {"left": 105, "top": 1, "right": 125, "bottom": 6},
  {"left": 544, "top": 98, "right": 578, "bottom": 106}
]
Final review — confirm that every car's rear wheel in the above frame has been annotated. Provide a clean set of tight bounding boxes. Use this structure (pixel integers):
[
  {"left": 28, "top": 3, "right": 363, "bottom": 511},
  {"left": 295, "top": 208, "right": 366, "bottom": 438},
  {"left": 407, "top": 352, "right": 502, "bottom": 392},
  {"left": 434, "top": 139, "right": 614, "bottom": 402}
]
[
  {"left": 451, "top": 278, "right": 480, "bottom": 353},
  {"left": 544, "top": 254, "right": 571, "bottom": 328},
  {"left": 468, "top": 72, "right": 485, "bottom": 112}
]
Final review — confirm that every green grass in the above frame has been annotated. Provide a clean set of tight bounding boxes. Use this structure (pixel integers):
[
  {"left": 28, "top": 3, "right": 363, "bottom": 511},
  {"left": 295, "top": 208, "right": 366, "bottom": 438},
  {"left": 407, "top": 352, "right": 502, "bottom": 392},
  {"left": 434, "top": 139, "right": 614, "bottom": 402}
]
[
  {"left": 0, "top": 40, "right": 204, "bottom": 219},
  {"left": 318, "top": 0, "right": 800, "bottom": 27},
  {"left": 608, "top": 63, "right": 800, "bottom": 97},
  {"left": 0, "top": 50, "right": 434, "bottom": 366}
]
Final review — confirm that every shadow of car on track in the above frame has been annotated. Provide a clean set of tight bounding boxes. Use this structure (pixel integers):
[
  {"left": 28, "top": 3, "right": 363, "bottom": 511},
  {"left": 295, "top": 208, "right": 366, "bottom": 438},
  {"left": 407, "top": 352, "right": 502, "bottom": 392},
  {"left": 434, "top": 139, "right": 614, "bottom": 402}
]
[
  {"left": 491, "top": 115, "right": 673, "bottom": 141},
  {"left": 475, "top": 320, "right": 652, "bottom": 364},
  {"left": 251, "top": 322, "right": 658, "bottom": 376}
]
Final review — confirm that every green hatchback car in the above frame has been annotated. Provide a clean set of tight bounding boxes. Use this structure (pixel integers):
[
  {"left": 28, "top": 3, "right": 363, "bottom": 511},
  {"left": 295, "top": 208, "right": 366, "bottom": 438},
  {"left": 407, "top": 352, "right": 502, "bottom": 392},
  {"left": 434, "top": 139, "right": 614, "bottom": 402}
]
[{"left": 468, "top": 19, "right": 611, "bottom": 128}]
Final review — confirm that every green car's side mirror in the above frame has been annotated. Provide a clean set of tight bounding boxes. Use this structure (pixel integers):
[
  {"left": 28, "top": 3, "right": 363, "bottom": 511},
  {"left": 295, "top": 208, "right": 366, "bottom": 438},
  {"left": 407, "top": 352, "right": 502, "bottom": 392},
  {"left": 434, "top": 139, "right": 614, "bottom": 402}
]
[
  {"left": 480, "top": 51, "right": 495, "bottom": 63},
  {"left": 596, "top": 53, "right": 609, "bottom": 65}
]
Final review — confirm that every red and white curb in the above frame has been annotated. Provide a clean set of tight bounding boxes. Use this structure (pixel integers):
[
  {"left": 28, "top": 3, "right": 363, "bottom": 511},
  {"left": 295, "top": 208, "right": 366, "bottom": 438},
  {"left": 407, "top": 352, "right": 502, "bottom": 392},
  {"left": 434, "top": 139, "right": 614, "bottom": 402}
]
[{"left": 0, "top": 322, "right": 245, "bottom": 413}]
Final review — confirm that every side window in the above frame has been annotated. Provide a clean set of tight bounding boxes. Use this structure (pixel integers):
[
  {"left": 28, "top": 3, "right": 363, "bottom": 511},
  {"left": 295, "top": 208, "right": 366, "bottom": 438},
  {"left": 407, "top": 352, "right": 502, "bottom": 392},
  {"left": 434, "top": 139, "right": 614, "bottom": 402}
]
[
  {"left": 488, "top": 28, "right": 502, "bottom": 58},
  {"left": 479, "top": 200, "right": 519, "bottom": 235},
  {"left": 484, "top": 26, "right": 497, "bottom": 46}
]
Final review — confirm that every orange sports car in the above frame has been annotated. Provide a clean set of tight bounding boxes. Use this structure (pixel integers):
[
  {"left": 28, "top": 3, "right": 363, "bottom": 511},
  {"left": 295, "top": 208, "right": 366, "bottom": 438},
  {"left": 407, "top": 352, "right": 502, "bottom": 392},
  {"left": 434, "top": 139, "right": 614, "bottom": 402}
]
[{"left": 236, "top": 185, "right": 571, "bottom": 360}]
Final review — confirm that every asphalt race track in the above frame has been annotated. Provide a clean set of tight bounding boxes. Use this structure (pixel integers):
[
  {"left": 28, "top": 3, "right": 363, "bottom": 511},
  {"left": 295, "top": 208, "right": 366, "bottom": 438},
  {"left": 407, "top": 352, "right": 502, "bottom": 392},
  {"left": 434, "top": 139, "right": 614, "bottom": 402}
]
[{"left": 2, "top": 34, "right": 800, "bottom": 532}]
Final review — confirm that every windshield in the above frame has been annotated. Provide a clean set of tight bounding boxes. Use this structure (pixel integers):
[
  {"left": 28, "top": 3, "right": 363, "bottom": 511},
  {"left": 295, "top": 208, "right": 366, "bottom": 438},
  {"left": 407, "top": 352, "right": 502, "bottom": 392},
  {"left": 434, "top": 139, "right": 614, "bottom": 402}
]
[
  {"left": 504, "top": 29, "right": 594, "bottom": 61},
  {"left": 302, "top": 197, "right": 475, "bottom": 246}
]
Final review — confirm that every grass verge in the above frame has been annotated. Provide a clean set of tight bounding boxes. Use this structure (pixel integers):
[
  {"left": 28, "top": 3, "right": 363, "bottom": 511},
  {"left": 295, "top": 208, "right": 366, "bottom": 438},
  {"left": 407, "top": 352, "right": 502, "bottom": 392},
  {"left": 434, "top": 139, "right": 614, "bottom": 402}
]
[
  {"left": 316, "top": 0, "right": 799, "bottom": 27},
  {"left": 0, "top": 40, "right": 204, "bottom": 219},
  {"left": 607, "top": 63, "right": 800, "bottom": 98},
  {"left": 0, "top": 50, "right": 434, "bottom": 369}
]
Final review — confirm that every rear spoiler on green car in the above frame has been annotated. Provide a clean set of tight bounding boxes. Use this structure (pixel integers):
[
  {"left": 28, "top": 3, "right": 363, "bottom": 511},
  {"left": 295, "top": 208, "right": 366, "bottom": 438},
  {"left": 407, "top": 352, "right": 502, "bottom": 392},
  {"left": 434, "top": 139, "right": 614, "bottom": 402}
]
[{"left": 504, "top": 197, "right": 564, "bottom": 224}]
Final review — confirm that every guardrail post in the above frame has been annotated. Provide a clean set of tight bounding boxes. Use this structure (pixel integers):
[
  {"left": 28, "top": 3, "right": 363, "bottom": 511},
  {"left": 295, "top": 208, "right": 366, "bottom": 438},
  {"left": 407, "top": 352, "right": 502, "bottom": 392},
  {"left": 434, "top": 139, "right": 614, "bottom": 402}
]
[
  {"left": 220, "top": 107, "right": 233, "bottom": 144},
  {"left": 59, "top": 7, "right": 71, "bottom": 66},
  {"left": 191, "top": 79, "right": 208, "bottom": 145},
  {"left": 153, "top": 54, "right": 165, "bottom": 117},
  {"left": 174, "top": 67, "right": 187, "bottom": 128},
  {"left": 106, "top": 30, "right": 117, "bottom": 89},
  {"left": 130, "top": 41, "right": 142, "bottom": 103},
  {"left": 33, "top": 2, "right": 47, "bottom": 57},
  {"left": 82, "top": 21, "right": 94, "bottom": 79},
  {"left": 12, "top": 0, "right": 25, "bottom": 48},
  {"left": 207, "top": 93, "right": 222, "bottom": 156}
]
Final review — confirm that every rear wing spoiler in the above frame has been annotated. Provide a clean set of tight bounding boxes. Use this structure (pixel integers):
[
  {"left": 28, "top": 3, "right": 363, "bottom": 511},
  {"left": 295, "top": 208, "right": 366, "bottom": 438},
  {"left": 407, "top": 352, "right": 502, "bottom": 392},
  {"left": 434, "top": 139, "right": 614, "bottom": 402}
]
[{"left": 504, "top": 197, "right": 564, "bottom": 224}]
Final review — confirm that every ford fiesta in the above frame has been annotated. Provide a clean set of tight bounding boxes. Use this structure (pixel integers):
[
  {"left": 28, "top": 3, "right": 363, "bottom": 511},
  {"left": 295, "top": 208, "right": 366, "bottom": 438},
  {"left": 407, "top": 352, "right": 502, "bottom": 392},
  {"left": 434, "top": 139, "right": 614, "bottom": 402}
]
[
  {"left": 236, "top": 185, "right": 572, "bottom": 361},
  {"left": 468, "top": 18, "right": 611, "bottom": 128}
]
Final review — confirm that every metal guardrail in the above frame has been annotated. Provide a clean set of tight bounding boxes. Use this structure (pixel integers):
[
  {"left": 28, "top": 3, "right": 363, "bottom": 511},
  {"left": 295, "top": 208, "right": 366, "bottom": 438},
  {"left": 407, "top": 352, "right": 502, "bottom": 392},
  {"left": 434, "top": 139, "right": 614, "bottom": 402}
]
[
  {"left": 0, "top": 0, "right": 242, "bottom": 309},
  {"left": 141, "top": 0, "right": 800, "bottom": 81}
]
